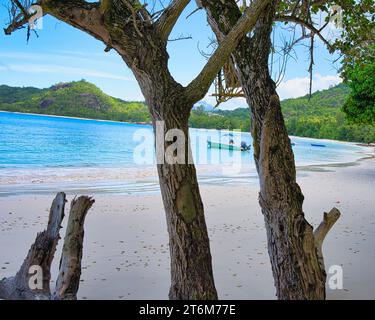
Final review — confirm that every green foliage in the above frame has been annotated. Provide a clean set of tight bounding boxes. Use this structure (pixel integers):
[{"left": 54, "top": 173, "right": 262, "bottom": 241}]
[
  {"left": 331, "top": 0, "right": 375, "bottom": 65},
  {"left": 189, "top": 107, "right": 250, "bottom": 132},
  {"left": 278, "top": 1, "right": 375, "bottom": 60},
  {"left": 190, "top": 84, "right": 375, "bottom": 143},
  {"left": 342, "top": 45, "right": 375, "bottom": 125},
  {"left": 0, "top": 80, "right": 150, "bottom": 123},
  {"left": 282, "top": 84, "right": 375, "bottom": 143},
  {"left": 1, "top": 81, "right": 374, "bottom": 143}
]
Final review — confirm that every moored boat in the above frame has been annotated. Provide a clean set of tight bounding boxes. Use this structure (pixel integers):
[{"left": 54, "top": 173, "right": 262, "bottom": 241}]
[{"left": 207, "top": 141, "right": 250, "bottom": 151}]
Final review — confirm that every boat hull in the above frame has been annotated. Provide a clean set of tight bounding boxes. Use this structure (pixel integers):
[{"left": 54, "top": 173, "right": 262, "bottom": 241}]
[{"left": 207, "top": 141, "right": 246, "bottom": 151}]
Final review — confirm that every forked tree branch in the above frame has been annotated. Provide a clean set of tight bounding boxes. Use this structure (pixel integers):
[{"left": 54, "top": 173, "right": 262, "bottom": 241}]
[
  {"left": 185, "top": 0, "right": 272, "bottom": 103},
  {"left": 5, "top": 0, "right": 111, "bottom": 46},
  {"left": 0, "top": 193, "right": 94, "bottom": 300},
  {"left": 0, "top": 192, "right": 66, "bottom": 300},
  {"left": 4, "top": 0, "right": 34, "bottom": 35}
]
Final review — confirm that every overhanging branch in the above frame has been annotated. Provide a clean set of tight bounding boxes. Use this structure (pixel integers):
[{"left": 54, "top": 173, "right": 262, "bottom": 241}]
[
  {"left": 275, "top": 15, "right": 334, "bottom": 53},
  {"left": 3, "top": 0, "right": 36, "bottom": 35},
  {"left": 4, "top": 0, "right": 110, "bottom": 46},
  {"left": 185, "top": 0, "right": 271, "bottom": 104}
]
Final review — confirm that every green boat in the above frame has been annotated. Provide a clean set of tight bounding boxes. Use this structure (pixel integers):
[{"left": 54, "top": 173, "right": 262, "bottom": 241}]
[{"left": 207, "top": 141, "right": 250, "bottom": 151}]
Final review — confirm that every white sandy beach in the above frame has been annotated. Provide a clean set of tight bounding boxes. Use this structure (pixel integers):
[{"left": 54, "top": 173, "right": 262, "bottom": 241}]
[{"left": 0, "top": 155, "right": 374, "bottom": 300}]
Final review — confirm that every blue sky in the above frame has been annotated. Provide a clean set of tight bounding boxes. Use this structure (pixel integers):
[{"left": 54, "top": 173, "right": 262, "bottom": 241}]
[{"left": 0, "top": 1, "right": 342, "bottom": 109}]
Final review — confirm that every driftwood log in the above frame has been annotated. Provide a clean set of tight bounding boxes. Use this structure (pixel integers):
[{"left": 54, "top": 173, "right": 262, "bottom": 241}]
[{"left": 0, "top": 192, "right": 94, "bottom": 300}]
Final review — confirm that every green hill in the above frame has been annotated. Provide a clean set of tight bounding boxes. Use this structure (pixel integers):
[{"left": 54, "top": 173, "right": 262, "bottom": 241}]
[
  {"left": 281, "top": 84, "right": 375, "bottom": 143},
  {"left": 0, "top": 80, "right": 150, "bottom": 123},
  {"left": 0, "top": 81, "right": 374, "bottom": 143},
  {"left": 189, "top": 84, "right": 374, "bottom": 143}
]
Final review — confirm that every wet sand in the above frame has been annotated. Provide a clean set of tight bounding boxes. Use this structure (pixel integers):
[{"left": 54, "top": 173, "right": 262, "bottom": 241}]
[{"left": 0, "top": 157, "right": 374, "bottom": 299}]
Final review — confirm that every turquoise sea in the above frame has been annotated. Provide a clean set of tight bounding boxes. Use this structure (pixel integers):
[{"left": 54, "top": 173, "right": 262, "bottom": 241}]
[{"left": 0, "top": 111, "right": 367, "bottom": 196}]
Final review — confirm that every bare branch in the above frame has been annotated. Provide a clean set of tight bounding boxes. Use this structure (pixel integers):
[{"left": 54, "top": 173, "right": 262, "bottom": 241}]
[
  {"left": 155, "top": 0, "right": 190, "bottom": 42},
  {"left": 3, "top": 0, "right": 34, "bottom": 35},
  {"left": 308, "top": 33, "right": 315, "bottom": 98},
  {"left": 275, "top": 15, "right": 334, "bottom": 52},
  {"left": 168, "top": 33, "right": 192, "bottom": 42},
  {"left": 314, "top": 207, "right": 341, "bottom": 270},
  {"left": 5, "top": 0, "right": 111, "bottom": 47}
]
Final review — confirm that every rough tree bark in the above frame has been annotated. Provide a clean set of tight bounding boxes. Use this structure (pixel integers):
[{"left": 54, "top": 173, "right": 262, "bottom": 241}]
[
  {"left": 152, "top": 92, "right": 217, "bottom": 299},
  {"left": 118, "top": 37, "right": 219, "bottom": 299},
  {"left": 4, "top": 0, "right": 270, "bottom": 300},
  {"left": 0, "top": 193, "right": 94, "bottom": 300},
  {"left": 54, "top": 196, "right": 94, "bottom": 300},
  {"left": 198, "top": 0, "right": 341, "bottom": 299}
]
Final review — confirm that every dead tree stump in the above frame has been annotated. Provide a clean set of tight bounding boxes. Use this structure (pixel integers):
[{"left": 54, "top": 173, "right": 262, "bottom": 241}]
[{"left": 0, "top": 193, "right": 94, "bottom": 300}]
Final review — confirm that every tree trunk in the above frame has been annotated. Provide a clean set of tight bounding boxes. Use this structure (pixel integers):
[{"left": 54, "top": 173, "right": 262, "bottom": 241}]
[
  {"left": 150, "top": 91, "right": 217, "bottom": 300},
  {"left": 199, "top": 1, "right": 340, "bottom": 300},
  {"left": 156, "top": 111, "right": 217, "bottom": 300},
  {"left": 235, "top": 7, "right": 328, "bottom": 300},
  {"left": 119, "top": 37, "right": 218, "bottom": 299}
]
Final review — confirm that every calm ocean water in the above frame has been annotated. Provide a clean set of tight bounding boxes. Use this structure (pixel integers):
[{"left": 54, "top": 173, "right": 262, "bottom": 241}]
[{"left": 0, "top": 111, "right": 367, "bottom": 195}]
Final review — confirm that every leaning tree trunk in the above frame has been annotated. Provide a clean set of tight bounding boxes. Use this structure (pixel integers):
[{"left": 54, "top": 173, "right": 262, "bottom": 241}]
[
  {"left": 157, "top": 110, "right": 216, "bottom": 300},
  {"left": 234, "top": 8, "right": 338, "bottom": 300},
  {"left": 199, "top": 0, "right": 341, "bottom": 299},
  {"left": 0, "top": 193, "right": 94, "bottom": 300},
  {"left": 116, "top": 30, "right": 218, "bottom": 299},
  {"left": 149, "top": 87, "right": 217, "bottom": 300}
]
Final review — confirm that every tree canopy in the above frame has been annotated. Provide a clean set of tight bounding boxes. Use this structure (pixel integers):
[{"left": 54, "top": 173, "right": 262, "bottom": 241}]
[{"left": 342, "top": 45, "right": 375, "bottom": 125}]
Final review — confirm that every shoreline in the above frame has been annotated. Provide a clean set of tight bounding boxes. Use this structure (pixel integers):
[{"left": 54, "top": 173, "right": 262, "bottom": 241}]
[
  {"left": 0, "top": 148, "right": 373, "bottom": 197},
  {"left": 1, "top": 110, "right": 372, "bottom": 145},
  {"left": 0, "top": 109, "right": 153, "bottom": 127}
]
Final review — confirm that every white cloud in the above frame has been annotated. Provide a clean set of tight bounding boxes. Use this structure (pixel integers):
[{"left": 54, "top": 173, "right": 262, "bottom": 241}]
[
  {"left": 277, "top": 73, "right": 342, "bottom": 100},
  {"left": 199, "top": 92, "right": 248, "bottom": 111},
  {"left": 0, "top": 50, "right": 120, "bottom": 66},
  {"left": 6, "top": 64, "right": 135, "bottom": 82}
]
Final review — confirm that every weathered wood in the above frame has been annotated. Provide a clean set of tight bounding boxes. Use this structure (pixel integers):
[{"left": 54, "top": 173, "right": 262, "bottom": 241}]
[
  {"left": 0, "top": 193, "right": 94, "bottom": 300},
  {"left": 53, "top": 196, "right": 95, "bottom": 300},
  {"left": 314, "top": 208, "right": 341, "bottom": 270},
  {"left": 0, "top": 192, "right": 66, "bottom": 300}
]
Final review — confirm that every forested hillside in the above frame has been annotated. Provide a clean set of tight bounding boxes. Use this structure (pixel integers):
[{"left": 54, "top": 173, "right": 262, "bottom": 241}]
[
  {"left": 282, "top": 84, "right": 375, "bottom": 143},
  {"left": 0, "top": 80, "right": 149, "bottom": 123},
  {"left": 1, "top": 81, "right": 374, "bottom": 143}
]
